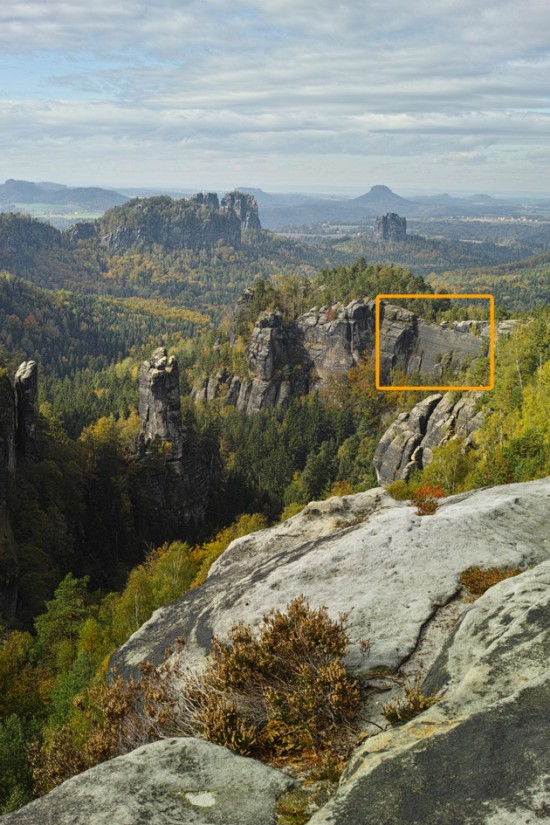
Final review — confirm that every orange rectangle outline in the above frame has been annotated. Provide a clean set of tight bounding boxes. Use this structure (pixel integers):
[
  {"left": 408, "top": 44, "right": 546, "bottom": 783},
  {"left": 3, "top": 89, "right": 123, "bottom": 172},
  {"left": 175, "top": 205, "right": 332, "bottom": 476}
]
[{"left": 375, "top": 293, "right": 495, "bottom": 391}]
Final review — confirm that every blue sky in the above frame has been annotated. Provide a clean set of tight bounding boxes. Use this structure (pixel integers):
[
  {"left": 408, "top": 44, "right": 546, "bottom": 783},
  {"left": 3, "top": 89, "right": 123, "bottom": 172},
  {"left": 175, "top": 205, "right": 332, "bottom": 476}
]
[{"left": 1, "top": 0, "right": 549, "bottom": 194}]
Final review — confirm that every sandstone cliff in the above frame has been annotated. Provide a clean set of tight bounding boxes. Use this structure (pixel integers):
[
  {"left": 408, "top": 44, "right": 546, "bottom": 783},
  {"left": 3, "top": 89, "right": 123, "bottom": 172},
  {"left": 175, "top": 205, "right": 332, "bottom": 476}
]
[
  {"left": 136, "top": 347, "right": 219, "bottom": 542},
  {"left": 197, "top": 299, "right": 489, "bottom": 413},
  {"left": 98, "top": 479, "right": 550, "bottom": 823},
  {"left": 373, "top": 390, "right": 485, "bottom": 485},
  {"left": 68, "top": 191, "right": 261, "bottom": 253},
  {"left": 0, "top": 363, "right": 39, "bottom": 621}
]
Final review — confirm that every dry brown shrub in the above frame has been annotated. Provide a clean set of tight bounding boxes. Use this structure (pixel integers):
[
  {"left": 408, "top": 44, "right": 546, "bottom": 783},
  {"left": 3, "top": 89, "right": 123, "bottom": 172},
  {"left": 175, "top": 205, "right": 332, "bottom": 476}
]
[
  {"left": 460, "top": 566, "right": 523, "bottom": 597},
  {"left": 31, "top": 598, "right": 361, "bottom": 793},
  {"left": 382, "top": 676, "right": 438, "bottom": 726}
]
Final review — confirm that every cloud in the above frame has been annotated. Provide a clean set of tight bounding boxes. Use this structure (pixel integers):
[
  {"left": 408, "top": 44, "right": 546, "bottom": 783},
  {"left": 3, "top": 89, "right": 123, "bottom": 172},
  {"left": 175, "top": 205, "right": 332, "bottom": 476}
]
[{"left": 0, "top": 0, "right": 549, "bottom": 190}]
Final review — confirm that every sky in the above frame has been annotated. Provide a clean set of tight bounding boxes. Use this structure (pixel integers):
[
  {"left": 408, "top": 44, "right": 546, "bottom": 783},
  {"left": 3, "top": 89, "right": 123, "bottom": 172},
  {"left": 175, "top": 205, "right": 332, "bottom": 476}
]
[{"left": 1, "top": 0, "right": 549, "bottom": 195}]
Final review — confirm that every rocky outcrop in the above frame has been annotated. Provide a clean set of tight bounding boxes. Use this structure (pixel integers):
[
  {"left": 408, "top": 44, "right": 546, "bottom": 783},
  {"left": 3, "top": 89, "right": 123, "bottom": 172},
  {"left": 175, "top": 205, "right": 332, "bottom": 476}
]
[
  {"left": 110, "top": 478, "right": 550, "bottom": 682},
  {"left": 1, "top": 737, "right": 295, "bottom": 825},
  {"left": 374, "top": 212, "right": 407, "bottom": 241},
  {"left": 136, "top": 347, "right": 219, "bottom": 542},
  {"left": 0, "top": 363, "right": 37, "bottom": 621},
  {"left": 308, "top": 560, "right": 550, "bottom": 824},
  {"left": 139, "top": 348, "right": 184, "bottom": 461},
  {"left": 378, "top": 302, "right": 489, "bottom": 383},
  {"left": 373, "top": 391, "right": 485, "bottom": 485},
  {"left": 14, "top": 361, "right": 38, "bottom": 457},
  {"left": 221, "top": 191, "right": 261, "bottom": 232},
  {"left": 93, "top": 192, "right": 261, "bottom": 254},
  {"left": 200, "top": 299, "right": 488, "bottom": 414}
]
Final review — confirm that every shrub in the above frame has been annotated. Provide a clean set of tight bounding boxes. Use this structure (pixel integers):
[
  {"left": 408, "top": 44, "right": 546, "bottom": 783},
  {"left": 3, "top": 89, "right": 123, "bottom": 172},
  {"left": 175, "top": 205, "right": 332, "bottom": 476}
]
[
  {"left": 460, "top": 566, "right": 523, "bottom": 597},
  {"left": 410, "top": 482, "right": 445, "bottom": 516},
  {"left": 382, "top": 677, "right": 438, "bottom": 726},
  {"left": 30, "top": 599, "right": 361, "bottom": 790}
]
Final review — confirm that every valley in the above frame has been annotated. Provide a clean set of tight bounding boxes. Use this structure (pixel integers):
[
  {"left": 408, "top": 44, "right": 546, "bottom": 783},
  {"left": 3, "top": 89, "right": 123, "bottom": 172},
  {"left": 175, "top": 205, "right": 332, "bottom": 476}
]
[{"left": 0, "top": 184, "right": 548, "bottom": 823}]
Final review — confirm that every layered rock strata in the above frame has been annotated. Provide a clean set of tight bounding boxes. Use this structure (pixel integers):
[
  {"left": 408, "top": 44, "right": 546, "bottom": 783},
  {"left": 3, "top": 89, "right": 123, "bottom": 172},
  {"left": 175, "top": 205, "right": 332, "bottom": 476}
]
[
  {"left": 373, "top": 391, "right": 485, "bottom": 485},
  {"left": 197, "top": 299, "right": 489, "bottom": 413}
]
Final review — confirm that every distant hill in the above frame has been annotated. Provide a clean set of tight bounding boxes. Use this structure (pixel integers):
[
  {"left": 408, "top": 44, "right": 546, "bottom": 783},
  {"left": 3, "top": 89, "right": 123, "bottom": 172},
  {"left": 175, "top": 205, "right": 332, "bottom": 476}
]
[
  {"left": 0, "top": 201, "right": 350, "bottom": 320},
  {"left": 347, "top": 184, "right": 412, "bottom": 212},
  {"left": 256, "top": 184, "right": 549, "bottom": 229},
  {"left": 0, "top": 179, "right": 128, "bottom": 210}
]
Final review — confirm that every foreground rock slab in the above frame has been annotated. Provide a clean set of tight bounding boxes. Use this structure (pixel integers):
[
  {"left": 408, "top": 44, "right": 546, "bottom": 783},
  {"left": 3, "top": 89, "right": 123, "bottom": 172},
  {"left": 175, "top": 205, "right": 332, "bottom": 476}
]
[
  {"left": 111, "top": 478, "right": 550, "bottom": 681},
  {"left": 0, "top": 737, "right": 295, "bottom": 825},
  {"left": 308, "top": 561, "right": 550, "bottom": 825}
]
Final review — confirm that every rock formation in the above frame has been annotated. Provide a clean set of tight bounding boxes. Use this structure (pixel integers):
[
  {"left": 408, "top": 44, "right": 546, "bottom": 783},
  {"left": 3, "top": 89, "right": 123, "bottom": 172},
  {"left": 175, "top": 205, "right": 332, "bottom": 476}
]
[
  {"left": 378, "top": 302, "right": 488, "bottom": 383},
  {"left": 139, "top": 348, "right": 184, "bottom": 461},
  {"left": 136, "top": 347, "right": 219, "bottom": 542},
  {"left": 374, "top": 212, "right": 407, "bottom": 241},
  {"left": 87, "top": 191, "right": 261, "bottom": 254},
  {"left": 106, "top": 478, "right": 550, "bottom": 823},
  {"left": 110, "top": 478, "right": 550, "bottom": 681},
  {"left": 197, "top": 299, "right": 489, "bottom": 414},
  {"left": 14, "top": 361, "right": 39, "bottom": 457},
  {"left": 373, "top": 391, "right": 485, "bottom": 485},
  {"left": 221, "top": 191, "right": 261, "bottom": 231},
  {"left": 0, "top": 362, "right": 39, "bottom": 621},
  {"left": 308, "top": 560, "right": 550, "bottom": 824},
  {"left": 1, "top": 737, "right": 295, "bottom": 825}
]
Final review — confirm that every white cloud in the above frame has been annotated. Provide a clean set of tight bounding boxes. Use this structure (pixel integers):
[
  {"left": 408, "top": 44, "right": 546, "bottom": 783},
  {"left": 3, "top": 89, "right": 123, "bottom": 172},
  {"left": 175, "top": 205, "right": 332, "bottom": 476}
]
[{"left": 0, "top": 0, "right": 549, "bottom": 191}]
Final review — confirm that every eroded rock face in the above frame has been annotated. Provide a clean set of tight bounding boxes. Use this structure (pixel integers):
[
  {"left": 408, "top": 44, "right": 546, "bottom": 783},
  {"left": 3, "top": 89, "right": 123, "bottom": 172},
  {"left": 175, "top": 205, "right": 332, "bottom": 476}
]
[
  {"left": 110, "top": 478, "right": 550, "bottom": 684},
  {"left": 200, "top": 299, "right": 487, "bottom": 414},
  {"left": 1, "top": 737, "right": 295, "bottom": 825},
  {"left": 96, "top": 192, "right": 261, "bottom": 254},
  {"left": 136, "top": 347, "right": 219, "bottom": 542},
  {"left": 139, "top": 347, "right": 184, "bottom": 461},
  {"left": 221, "top": 191, "right": 261, "bottom": 231},
  {"left": 378, "top": 302, "right": 488, "bottom": 383},
  {"left": 308, "top": 561, "right": 550, "bottom": 825},
  {"left": 373, "top": 391, "right": 485, "bottom": 485},
  {"left": 374, "top": 212, "right": 407, "bottom": 241},
  {"left": 14, "top": 361, "right": 38, "bottom": 457}
]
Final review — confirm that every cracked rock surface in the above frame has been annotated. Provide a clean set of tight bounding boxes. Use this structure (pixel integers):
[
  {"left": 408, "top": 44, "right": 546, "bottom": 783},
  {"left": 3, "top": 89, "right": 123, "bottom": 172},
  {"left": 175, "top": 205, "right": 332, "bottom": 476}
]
[
  {"left": 110, "top": 478, "right": 550, "bottom": 683},
  {"left": 308, "top": 560, "right": 550, "bottom": 825}
]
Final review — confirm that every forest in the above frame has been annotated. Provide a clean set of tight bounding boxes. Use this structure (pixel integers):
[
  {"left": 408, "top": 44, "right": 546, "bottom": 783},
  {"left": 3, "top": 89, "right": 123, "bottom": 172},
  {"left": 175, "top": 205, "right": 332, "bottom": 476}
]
[{"left": 0, "top": 200, "right": 549, "bottom": 813}]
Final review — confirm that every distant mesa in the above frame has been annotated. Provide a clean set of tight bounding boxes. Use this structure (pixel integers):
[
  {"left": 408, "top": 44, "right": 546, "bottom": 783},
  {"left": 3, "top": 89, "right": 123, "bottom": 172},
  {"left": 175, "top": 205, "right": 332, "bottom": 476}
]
[{"left": 374, "top": 212, "right": 407, "bottom": 242}]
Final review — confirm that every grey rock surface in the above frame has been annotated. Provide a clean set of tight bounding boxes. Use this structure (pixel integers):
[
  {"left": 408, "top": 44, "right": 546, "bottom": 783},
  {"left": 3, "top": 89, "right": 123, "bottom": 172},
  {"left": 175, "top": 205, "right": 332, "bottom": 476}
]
[
  {"left": 209, "top": 298, "right": 487, "bottom": 414},
  {"left": 136, "top": 347, "right": 219, "bottom": 542},
  {"left": 374, "top": 212, "right": 407, "bottom": 241},
  {"left": 14, "top": 361, "right": 38, "bottom": 456},
  {"left": 139, "top": 346, "right": 184, "bottom": 461},
  {"left": 110, "top": 478, "right": 550, "bottom": 684},
  {"left": 378, "top": 302, "right": 488, "bottom": 385},
  {"left": 0, "top": 737, "right": 295, "bottom": 825},
  {"left": 374, "top": 391, "right": 485, "bottom": 485},
  {"left": 308, "top": 561, "right": 550, "bottom": 825}
]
